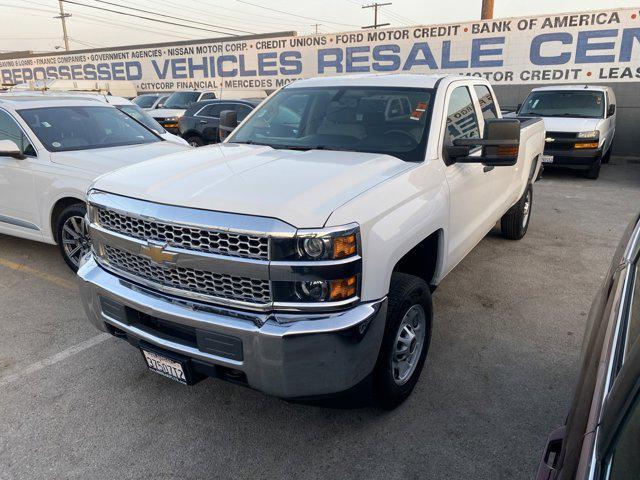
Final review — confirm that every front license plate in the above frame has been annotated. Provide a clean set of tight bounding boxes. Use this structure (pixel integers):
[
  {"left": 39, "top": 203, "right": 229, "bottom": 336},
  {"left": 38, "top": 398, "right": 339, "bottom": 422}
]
[
  {"left": 541, "top": 154, "right": 554, "bottom": 164},
  {"left": 142, "top": 349, "right": 188, "bottom": 384}
]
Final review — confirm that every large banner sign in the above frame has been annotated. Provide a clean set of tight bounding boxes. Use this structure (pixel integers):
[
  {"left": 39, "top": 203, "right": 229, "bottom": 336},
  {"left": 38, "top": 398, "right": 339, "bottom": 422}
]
[{"left": 2, "top": 7, "right": 640, "bottom": 92}]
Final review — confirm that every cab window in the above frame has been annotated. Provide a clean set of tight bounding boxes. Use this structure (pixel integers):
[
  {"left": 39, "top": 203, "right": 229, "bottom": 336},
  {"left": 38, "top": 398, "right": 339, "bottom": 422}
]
[
  {"left": 473, "top": 85, "right": 498, "bottom": 121},
  {"left": 445, "top": 86, "right": 481, "bottom": 144},
  {"left": 0, "top": 110, "right": 36, "bottom": 156}
]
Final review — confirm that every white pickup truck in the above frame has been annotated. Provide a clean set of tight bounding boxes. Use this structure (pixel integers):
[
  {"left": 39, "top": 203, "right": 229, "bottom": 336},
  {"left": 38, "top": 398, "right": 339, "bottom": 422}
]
[{"left": 78, "top": 74, "right": 545, "bottom": 408}]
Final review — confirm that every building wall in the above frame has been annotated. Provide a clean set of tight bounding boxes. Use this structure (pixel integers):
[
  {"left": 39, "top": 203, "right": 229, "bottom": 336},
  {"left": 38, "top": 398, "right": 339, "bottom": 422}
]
[{"left": 494, "top": 83, "right": 640, "bottom": 156}]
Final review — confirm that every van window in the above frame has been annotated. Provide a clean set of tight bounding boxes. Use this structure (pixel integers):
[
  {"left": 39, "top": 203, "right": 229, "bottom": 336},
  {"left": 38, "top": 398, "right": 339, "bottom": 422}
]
[
  {"left": 605, "top": 392, "right": 640, "bottom": 479},
  {"left": 519, "top": 90, "right": 605, "bottom": 119}
]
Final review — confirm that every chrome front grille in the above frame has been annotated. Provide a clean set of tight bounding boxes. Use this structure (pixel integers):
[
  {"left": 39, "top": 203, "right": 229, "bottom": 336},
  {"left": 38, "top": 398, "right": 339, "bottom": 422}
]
[
  {"left": 97, "top": 208, "right": 269, "bottom": 260},
  {"left": 103, "top": 245, "right": 271, "bottom": 304}
]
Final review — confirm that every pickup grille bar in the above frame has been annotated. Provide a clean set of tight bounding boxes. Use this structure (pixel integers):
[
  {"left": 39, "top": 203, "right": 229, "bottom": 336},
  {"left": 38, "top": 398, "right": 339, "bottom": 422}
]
[
  {"left": 103, "top": 244, "right": 272, "bottom": 304},
  {"left": 97, "top": 207, "right": 269, "bottom": 260}
]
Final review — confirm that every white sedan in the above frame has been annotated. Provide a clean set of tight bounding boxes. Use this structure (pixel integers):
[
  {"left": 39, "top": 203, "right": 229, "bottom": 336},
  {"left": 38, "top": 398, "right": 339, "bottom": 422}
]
[{"left": 0, "top": 94, "right": 190, "bottom": 270}]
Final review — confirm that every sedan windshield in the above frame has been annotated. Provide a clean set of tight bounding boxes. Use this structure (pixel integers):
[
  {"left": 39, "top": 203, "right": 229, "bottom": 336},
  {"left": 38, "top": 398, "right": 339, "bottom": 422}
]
[
  {"left": 228, "top": 86, "right": 434, "bottom": 162},
  {"left": 18, "top": 106, "right": 161, "bottom": 152},
  {"left": 117, "top": 104, "right": 166, "bottom": 133},
  {"left": 132, "top": 94, "right": 159, "bottom": 108},
  {"left": 163, "top": 92, "right": 201, "bottom": 109},
  {"left": 519, "top": 90, "right": 605, "bottom": 118}
]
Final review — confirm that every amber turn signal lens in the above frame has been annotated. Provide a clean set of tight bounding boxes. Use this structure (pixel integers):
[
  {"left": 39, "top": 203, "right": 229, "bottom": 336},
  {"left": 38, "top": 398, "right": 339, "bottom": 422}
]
[
  {"left": 329, "top": 276, "right": 357, "bottom": 301},
  {"left": 574, "top": 142, "right": 599, "bottom": 149},
  {"left": 497, "top": 145, "right": 519, "bottom": 156},
  {"left": 332, "top": 234, "right": 357, "bottom": 259}
]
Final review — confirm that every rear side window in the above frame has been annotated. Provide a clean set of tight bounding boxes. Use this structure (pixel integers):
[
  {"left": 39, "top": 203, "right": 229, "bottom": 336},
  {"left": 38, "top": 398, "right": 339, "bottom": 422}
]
[
  {"left": 198, "top": 103, "right": 231, "bottom": 118},
  {"left": 473, "top": 85, "right": 497, "bottom": 120},
  {"left": 200, "top": 92, "right": 216, "bottom": 100},
  {"left": 445, "top": 86, "right": 481, "bottom": 144},
  {"left": 0, "top": 109, "right": 36, "bottom": 156}
]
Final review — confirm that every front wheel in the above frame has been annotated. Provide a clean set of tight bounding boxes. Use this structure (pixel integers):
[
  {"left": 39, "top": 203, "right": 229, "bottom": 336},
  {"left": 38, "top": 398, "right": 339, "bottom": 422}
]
[
  {"left": 585, "top": 160, "right": 601, "bottom": 180},
  {"left": 373, "top": 273, "right": 433, "bottom": 410},
  {"left": 500, "top": 184, "right": 532, "bottom": 240},
  {"left": 56, "top": 203, "right": 89, "bottom": 272},
  {"left": 185, "top": 134, "right": 204, "bottom": 147}
]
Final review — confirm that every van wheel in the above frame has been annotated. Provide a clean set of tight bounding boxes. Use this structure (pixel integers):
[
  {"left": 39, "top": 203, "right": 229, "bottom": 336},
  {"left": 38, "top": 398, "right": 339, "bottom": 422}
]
[
  {"left": 56, "top": 203, "right": 89, "bottom": 272},
  {"left": 373, "top": 273, "right": 433, "bottom": 410},
  {"left": 585, "top": 161, "right": 601, "bottom": 180},
  {"left": 500, "top": 184, "right": 532, "bottom": 240},
  {"left": 185, "top": 135, "right": 204, "bottom": 147},
  {"left": 601, "top": 147, "right": 612, "bottom": 164}
]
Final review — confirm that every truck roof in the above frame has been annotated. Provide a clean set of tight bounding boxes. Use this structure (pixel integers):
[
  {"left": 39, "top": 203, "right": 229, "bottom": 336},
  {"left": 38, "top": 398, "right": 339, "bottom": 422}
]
[
  {"left": 531, "top": 85, "right": 609, "bottom": 92},
  {"left": 285, "top": 73, "right": 465, "bottom": 89}
]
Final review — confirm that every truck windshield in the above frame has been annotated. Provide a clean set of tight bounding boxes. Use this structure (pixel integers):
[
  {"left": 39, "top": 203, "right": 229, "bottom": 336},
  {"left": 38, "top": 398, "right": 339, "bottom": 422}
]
[
  {"left": 163, "top": 92, "right": 201, "bottom": 109},
  {"left": 18, "top": 106, "right": 161, "bottom": 152},
  {"left": 229, "top": 86, "right": 434, "bottom": 162},
  {"left": 519, "top": 90, "right": 605, "bottom": 118}
]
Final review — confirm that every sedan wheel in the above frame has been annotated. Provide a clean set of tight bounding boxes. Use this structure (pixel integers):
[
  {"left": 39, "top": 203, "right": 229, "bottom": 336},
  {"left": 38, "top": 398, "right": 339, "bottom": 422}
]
[{"left": 61, "top": 214, "right": 90, "bottom": 269}]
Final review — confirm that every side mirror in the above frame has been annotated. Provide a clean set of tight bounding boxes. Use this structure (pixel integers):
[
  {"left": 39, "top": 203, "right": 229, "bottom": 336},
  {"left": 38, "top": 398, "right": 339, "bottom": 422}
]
[
  {"left": 218, "top": 110, "right": 238, "bottom": 142},
  {"left": 156, "top": 102, "right": 165, "bottom": 109},
  {"left": 0, "top": 139, "right": 26, "bottom": 159},
  {"left": 607, "top": 104, "right": 616, "bottom": 117},
  {"left": 446, "top": 118, "right": 520, "bottom": 167},
  {"left": 516, "top": 103, "right": 522, "bottom": 114}
]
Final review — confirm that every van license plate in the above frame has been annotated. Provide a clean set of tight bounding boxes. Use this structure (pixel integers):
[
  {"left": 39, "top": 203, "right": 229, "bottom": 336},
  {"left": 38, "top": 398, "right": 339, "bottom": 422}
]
[
  {"left": 142, "top": 349, "right": 188, "bottom": 384},
  {"left": 541, "top": 154, "right": 554, "bottom": 163}
]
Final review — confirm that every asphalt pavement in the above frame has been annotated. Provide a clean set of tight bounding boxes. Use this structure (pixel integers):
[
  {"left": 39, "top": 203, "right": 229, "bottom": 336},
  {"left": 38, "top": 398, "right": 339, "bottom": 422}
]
[{"left": 1, "top": 158, "right": 639, "bottom": 479}]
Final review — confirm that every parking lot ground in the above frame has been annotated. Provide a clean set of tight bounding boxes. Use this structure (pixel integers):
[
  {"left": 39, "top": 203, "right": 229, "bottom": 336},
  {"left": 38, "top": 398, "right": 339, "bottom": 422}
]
[{"left": 1, "top": 158, "right": 639, "bottom": 480}]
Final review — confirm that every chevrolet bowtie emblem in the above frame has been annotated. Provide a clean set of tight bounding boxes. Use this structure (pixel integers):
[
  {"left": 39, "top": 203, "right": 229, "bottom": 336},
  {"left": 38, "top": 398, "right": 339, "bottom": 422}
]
[
  {"left": 545, "top": 137, "right": 555, "bottom": 143},
  {"left": 140, "top": 242, "right": 177, "bottom": 265}
]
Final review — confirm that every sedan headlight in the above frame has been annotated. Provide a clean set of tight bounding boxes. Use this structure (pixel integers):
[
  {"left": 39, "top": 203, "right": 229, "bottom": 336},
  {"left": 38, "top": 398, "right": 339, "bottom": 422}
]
[{"left": 577, "top": 130, "right": 599, "bottom": 139}]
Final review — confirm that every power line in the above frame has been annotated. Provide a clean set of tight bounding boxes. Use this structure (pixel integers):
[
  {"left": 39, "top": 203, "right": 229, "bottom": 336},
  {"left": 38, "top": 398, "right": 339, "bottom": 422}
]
[
  {"left": 361, "top": 2, "right": 391, "bottom": 29},
  {"left": 93, "top": 0, "right": 255, "bottom": 34},
  {"left": 235, "top": 0, "right": 360, "bottom": 28},
  {"left": 59, "top": 0, "right": 241, "bottom": 36}
]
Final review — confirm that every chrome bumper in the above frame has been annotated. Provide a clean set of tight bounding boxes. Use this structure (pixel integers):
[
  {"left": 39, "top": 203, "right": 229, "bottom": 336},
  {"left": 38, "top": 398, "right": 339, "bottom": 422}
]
[{"left": 78, "top": 256, "right": 387, "bottom": 398}]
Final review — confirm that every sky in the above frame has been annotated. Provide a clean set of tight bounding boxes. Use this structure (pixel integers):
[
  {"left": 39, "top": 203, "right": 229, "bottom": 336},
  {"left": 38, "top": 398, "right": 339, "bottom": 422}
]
[{"left": 1, "top": 0, "right": 640, "bottom": 53}]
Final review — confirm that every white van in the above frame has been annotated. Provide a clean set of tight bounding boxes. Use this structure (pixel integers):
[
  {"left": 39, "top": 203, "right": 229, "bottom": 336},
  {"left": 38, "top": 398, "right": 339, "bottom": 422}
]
[{"left": 518, "top": 85, "right": 616, "bottom": 179}]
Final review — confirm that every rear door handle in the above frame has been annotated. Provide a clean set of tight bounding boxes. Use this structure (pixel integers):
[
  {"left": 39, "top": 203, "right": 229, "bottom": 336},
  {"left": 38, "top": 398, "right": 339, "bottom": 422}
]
[{"left": 199, "top": 120, "right": 207, "bottom": 125}]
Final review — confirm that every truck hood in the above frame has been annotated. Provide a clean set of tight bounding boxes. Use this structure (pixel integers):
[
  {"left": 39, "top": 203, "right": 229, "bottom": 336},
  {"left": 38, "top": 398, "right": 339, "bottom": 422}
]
[
  {"left": 92, "top": 143, "right": 416, "bottom": 228},
  {"left": 51, "top": 141, "right": 190, "bottom": 174},
  {"left": 539, "top": 117, "right": 603, "bottom": 133},
  {"left": 150, "top": 108, "right": 186, "bottom": 119}
]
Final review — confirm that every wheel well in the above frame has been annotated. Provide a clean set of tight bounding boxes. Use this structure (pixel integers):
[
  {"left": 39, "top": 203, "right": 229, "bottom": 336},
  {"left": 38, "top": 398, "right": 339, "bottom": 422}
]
[
  {"left": 183, "top": 130, "right": 203, "bottom": 139},
  {"left": 392, "top": 230, "right": 441, "bottom": 289},
  {"left": 51, "top": 197, "right": 83, "bottom": 242}
]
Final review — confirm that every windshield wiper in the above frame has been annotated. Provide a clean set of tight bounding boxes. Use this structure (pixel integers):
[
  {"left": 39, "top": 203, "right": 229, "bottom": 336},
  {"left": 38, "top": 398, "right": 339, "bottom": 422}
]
[{"left": 553, "top": 113, "right": 596, "bottom": 118}]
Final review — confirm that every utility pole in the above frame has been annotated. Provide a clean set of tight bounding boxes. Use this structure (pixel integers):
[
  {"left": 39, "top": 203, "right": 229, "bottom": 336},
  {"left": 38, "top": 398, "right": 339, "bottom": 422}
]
[
  {"left": 311, "top": 23, "right": 322, "bottom": 34},
  {"left": 481, "top": 0, "right": 494, "bottom": 19},
  {"left": 361, "top": 2, "right": 391, "bottom": 29},
  {"left": 54, "top": 0, "right": 71, "bottom": 51}
]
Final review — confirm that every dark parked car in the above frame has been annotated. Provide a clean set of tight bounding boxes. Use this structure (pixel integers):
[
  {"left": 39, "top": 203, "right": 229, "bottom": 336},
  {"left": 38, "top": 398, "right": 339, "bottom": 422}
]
[
  {"left": 537, "top": 212, "right": 640, "bottom": 479},
  {"left": 178, "top": 99, "right": 260, "bottom": 147}
]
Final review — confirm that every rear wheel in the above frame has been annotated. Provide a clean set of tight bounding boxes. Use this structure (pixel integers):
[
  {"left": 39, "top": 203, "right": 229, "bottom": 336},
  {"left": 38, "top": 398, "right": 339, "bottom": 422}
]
[
  {"left": 373, "top": 273, "right": 433, "bottom": 410},
  {"left": 500, "top": 184, "right": 532, "bottom": 240},
  {"left": 185, "top": 134, "right": 204, "bottom": 147},
  {"left": 56, "top": 203, "right": 89, "bottom": 272}
]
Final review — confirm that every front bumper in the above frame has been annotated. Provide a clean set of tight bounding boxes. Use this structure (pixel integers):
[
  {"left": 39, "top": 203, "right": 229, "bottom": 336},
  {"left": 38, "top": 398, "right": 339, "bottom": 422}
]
[
  {"left": 543, "top": 147, "right": 602, "bottom": 168},
  {"left": 78, "top": 256, "right": 387, "bottom": 398}
]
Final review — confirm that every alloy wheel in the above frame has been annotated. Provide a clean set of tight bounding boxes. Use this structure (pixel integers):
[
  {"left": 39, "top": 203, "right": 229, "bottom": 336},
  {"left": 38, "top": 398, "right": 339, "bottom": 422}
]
[{"left": 61, "top": 215, "right": 90, "bottom": 268}]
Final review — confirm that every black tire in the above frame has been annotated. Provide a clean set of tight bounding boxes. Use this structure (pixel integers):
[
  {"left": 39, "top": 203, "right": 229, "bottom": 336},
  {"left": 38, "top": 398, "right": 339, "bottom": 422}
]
[
  {"left": 585, "top": 160, "right": 601, "bottom": 180},
  {"left": 500, "top": 183, "right": 533, "bottom": 240},
  {"left": 185, "top": 134, "right": 204, "bottom": 147},
  {"left": 373, "top": 273, "right": 433, "bottom": 410},
  {"left": 55, "top": 203, "right": 89, "bottom": 272},
  {"left": 601, "top": 147, "right": 612, "bottom": 164}
]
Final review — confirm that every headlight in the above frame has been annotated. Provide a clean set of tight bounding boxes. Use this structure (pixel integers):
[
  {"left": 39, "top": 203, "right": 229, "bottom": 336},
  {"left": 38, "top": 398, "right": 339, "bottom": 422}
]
[
  {"left": 577, "top": 130, "right": 599, "bottom": 139},
  {"left": 270, "top": 224, "right": 361, "bottom": 308},
  {"left": 165, "top": 116, "right": 179, "bottom": 122},
  {"left": 295, "top": 226, "right": 359, "bottom": 261}
]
